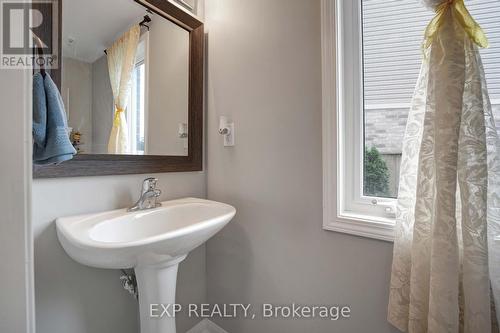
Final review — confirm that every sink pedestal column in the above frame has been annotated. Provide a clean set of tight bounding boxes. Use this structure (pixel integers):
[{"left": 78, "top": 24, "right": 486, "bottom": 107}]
[{"left": 135, "top": 255, "right": 187, "bottom": 333}]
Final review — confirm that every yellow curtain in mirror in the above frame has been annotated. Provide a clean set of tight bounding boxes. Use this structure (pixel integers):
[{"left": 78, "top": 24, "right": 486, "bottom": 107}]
[{"left": 106, "top": 25, "right": 141, "bottom": 154}]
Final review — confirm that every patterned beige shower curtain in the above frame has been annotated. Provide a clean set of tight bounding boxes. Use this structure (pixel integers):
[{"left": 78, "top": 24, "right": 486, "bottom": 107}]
[
  {"left": 106, "top": 25, "right": 140, "bottom": 154},
  {"left": 388, "top": 1, "right": 500, "bottom": 332}
]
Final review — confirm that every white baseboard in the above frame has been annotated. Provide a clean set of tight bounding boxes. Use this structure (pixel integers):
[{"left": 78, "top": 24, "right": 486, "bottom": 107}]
[{"left": 186, "top": 319, "right": 229, "bottom": 333}]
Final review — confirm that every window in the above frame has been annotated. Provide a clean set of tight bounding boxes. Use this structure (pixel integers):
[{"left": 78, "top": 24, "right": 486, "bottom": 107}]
[
  {"left": 322, "top": 0, "right": 500, "bottom": 241},
  {"left": 174, "top": 0, "right": 198, "bottom": 13},
  {"left": 128, "top": 61, "right": 146, "bottom": 154},
  {"left": 127, "top": 35, "right": 148, "bottom": 155}
]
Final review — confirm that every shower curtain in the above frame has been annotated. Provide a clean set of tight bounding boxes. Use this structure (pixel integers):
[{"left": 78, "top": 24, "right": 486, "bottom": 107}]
[
  {"left": 388, "top": 0, "right": 500, "bottom": 332},
  {"left": 106, "top": 25, "right": 140, "bottom": 154}
]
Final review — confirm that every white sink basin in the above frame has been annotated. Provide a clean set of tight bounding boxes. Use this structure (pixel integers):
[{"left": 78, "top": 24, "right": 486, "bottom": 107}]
[
  {"left": 57, "top": 198, "right": 235, "bottom": 269},
  {"left": 56, "top": 197, "right": 236, "bottom": 333}
]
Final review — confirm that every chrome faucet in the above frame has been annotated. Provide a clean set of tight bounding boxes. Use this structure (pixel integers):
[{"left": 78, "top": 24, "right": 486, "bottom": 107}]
[{"left": 128, "top": 178, "right": 162, "bottom": 212}]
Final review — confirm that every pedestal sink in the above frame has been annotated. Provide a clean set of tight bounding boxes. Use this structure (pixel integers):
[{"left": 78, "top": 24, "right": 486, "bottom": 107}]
[{"left": 56, "top": 198, "right": 236, "bottom": 333}]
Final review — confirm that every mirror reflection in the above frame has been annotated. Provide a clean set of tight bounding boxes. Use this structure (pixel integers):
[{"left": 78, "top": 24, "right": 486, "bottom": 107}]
[{"left": 62, "top": 0, "right": 189, "bottom": 156}]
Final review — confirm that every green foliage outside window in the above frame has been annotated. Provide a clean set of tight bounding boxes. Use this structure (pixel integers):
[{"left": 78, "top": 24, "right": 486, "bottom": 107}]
[{"left": 364, "top": 147, "right": 390, "bottom": 197}]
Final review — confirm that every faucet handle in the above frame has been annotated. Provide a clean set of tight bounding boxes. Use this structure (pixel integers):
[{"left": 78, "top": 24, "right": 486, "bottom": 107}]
[{"left": 142, "top": 178, "right": 158, "bottom": 192}]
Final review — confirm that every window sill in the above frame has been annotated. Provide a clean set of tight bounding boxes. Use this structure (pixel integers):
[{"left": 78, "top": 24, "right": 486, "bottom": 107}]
[{"left": 323, "top": 212, "right": 395, "bottom": 242}]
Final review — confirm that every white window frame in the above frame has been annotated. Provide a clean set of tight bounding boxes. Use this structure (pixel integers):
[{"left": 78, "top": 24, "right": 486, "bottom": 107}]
[
  {"left": 322, "top": 0, "right": 396, "bottom": 242},
  {"left": 126, "top": 33, "right": 150, "bottom": 155},
  {"left": 127, "top": 61, "right": 145, "bottom": 155}
]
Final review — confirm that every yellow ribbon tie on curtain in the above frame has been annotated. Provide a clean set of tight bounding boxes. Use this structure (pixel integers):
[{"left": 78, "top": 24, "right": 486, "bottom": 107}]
[
  {"left": 113, "top": 107, "right": 124, "bottom": 127},
  {"left": 423, "top": 0, "right": 489, "bottom": 50}
]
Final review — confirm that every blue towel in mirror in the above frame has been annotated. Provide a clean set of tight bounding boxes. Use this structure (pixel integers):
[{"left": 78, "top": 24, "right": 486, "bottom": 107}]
[{"left": 33, "top": 72, "right": 76, "bottom": 165}]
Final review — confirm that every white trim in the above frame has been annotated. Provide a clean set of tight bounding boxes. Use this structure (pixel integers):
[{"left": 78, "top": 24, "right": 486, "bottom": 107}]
[
  {"left": 24, "top": 67, "right": 35, "bottom": 333},
  {"left": 186, "top": 319, "right": 229, "bottom": 333},
  {"left": 174, "top": 0, "right": 196, "bottom": 13},
  {"left": 136, "top": 0, "right": 205, "bottom": 26},
  {"left": 365, "top": 103, "right": 411, "bottom": 110},
  {"left": 365, "top": 100, "right": 499, "bottom": 111},
  {"left": 127, "top": 33, "right": 149, "bottom": 155},
  {"left": 321, "top": 0, "right": 339, "bottom": 238},
  {"left": 339, "top": 0, "right": 397, "bottom": 220},
  {"left": 143, "top": 32, "right": 150, "bottom": 154},
  {"left": 322, "top": 0, "right": 395, "bottom": 242},
  {"left": 324, "top": 213, "right": 395, "bottom": 242}
]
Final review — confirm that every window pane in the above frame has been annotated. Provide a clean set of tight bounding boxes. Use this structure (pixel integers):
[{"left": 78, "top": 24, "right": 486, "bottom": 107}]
[
  {"left": 361, "top": 0, "right": 500, "bottom": 199},
  {"left": 137, "top": 63, "right": 145, "bottom": 152},
  {"left": 132, "top": 63, "right": 145, "bottom": 154}
]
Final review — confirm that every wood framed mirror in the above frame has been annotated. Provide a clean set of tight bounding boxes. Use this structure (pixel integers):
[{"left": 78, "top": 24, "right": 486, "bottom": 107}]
[{"left": 34, "top": 0, "right": 203, "bottom": 178}]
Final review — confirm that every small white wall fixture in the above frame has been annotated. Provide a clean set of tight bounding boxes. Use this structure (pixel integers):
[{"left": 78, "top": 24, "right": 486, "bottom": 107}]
[{"left": 218, "top": 116, "right": 235, "bottom": 147}]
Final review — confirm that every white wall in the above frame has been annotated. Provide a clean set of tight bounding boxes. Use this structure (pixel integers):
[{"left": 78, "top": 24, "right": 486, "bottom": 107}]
[
  {"left": 0, "top": 70, "right": 33, "bottom": 333},
  {"left": 204, "top": 0, "right": 400, "bottom": 332},
  {"left": 91, "top": 55, "right": 114, "bottom": 154},
  {"left": 33, "top": 5, "right": 205, "bottom": 333},
  {"left": 147, "top": 20, "right": 190, "bottom": 156},
  {"left": 62, "top": 57, "right": 93, "bottom": 152},
  {"left": 60, "top": 55, "right": 113, "bottom": 155},
  {"left": 33, "top": 173, "right": 206, "bottom": 333}
]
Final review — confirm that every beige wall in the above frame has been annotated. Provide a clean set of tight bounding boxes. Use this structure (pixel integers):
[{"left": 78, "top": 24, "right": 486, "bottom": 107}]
[
  {"left": 0, "top": 70, "right": 33, "bottom": 333},
  {"left": 33, "top": 173, "right": 206, "bottom": 333},
  {"left": 33, "top": 11, "right": 203, "bottom": 333},
  {"left": 91, "top": 55, "right": 114, "bottom": 154},
  {"left": 61, "top": 55, "right": 114, "bottom": 155},
  {"left": 204, "top": 0, "right": 399, "bottom": 332},
  {"left": 147, "top": 20, "right": 189, "bottom": 156},
  {"left": 62, "top": 57, "right": 93, "bottom": 153}
]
